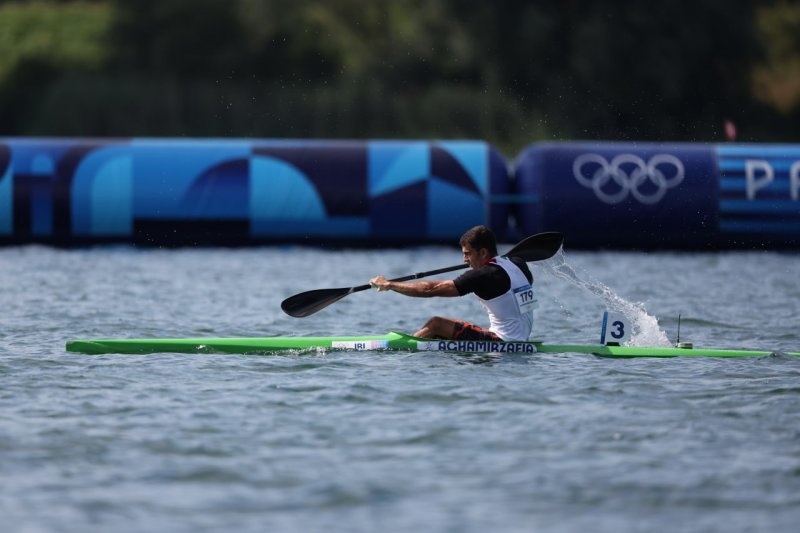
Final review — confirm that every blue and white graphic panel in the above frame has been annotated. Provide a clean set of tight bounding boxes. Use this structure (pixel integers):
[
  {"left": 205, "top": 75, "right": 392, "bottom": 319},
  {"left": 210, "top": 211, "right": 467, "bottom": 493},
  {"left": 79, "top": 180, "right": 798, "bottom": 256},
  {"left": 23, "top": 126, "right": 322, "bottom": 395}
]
[{"left": 717, "top": 144, "right": 800, "bottom": 237}]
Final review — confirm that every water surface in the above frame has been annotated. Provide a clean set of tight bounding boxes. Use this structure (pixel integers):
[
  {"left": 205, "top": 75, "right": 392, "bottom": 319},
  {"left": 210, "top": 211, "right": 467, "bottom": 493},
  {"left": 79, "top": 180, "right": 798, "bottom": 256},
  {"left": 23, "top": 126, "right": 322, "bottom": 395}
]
[{"left": 1, "top": 246, "right": 799, "bottom": 532}]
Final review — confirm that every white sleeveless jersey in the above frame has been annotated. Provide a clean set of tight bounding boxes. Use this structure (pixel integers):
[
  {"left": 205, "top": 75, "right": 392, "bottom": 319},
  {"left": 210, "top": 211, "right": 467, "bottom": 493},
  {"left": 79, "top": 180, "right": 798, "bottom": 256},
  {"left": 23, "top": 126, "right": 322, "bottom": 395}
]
[{"left": 477, "top": 256, "right": 535, "bottom": 341}]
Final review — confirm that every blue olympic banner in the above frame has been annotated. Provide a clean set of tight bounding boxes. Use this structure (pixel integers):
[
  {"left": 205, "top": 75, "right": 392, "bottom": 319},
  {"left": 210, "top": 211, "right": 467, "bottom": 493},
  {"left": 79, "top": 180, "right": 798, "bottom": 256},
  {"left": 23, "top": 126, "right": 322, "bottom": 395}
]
[
  {"left": 4, "top": 138, "right": 800, "bottom": 248},
  {"left": 514, "top": 142, "right": 719, "bottom": 248},
  {"left": 0, "top": 138, "right": 509, "bottom": 246}
]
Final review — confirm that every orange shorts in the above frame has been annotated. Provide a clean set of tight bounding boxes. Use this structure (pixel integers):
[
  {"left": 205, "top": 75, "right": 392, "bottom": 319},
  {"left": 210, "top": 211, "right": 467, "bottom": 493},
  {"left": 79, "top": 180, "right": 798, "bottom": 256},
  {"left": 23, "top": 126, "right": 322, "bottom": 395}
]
[{"left": 452, "top": 321, "right": 501, "bottom": 341}]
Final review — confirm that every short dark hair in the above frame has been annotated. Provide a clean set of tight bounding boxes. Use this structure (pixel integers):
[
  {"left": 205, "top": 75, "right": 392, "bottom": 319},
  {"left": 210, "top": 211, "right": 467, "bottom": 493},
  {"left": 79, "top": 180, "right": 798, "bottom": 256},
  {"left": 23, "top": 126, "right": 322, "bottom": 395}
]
[{"left": 459, "top": 225, "right": 498, "bottom": 256}]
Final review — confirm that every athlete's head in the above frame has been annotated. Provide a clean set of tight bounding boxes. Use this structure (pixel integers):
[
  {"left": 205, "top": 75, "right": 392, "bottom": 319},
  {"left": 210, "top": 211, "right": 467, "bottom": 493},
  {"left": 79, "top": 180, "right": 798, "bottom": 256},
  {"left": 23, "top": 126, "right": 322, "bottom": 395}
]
[
  {"left": 460, "top": 226, "right": 498, "bottom": 256},
  {"left": 459, "top": 226, "right": 498, "bottom": 268}
]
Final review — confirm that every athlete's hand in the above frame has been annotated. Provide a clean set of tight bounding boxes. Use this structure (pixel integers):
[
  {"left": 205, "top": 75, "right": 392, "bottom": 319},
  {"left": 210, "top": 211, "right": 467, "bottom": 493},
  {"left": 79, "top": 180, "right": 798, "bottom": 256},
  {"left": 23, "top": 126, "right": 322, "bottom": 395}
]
[{"left": 370, "top": 275, "right": 390, "bottom": 291}]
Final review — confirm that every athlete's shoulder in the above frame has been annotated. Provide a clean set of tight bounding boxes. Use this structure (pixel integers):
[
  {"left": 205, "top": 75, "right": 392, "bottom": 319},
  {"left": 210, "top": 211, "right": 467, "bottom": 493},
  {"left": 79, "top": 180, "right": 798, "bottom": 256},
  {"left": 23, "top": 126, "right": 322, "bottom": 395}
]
[
  {"left": 454, "top": 263, "right": 502, "bottom": 296},
  {"left": 508, "top": 256, "right": 533, "bottom": 283}
]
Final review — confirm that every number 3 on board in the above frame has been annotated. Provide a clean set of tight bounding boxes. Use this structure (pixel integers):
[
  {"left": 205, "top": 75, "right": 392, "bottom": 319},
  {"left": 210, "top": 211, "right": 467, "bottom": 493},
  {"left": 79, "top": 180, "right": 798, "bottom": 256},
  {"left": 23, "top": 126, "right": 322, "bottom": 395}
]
[{"left": 600, "top": 311, "right": 631, "bottom": 345}]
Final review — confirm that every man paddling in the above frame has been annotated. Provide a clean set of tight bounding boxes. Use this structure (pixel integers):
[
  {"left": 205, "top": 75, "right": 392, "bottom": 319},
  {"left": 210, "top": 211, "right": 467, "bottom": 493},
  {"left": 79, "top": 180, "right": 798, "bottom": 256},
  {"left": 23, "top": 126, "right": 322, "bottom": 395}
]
[{"left": 369, "top": 225, "right": 535, "bottom": 341}]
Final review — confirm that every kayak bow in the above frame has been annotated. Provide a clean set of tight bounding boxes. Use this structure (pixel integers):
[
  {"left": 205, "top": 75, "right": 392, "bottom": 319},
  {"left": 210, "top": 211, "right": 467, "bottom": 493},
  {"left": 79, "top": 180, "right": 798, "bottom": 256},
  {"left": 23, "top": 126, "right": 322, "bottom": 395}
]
[{"left": 65, "top": 331, "right": 799, "bottom": 358}]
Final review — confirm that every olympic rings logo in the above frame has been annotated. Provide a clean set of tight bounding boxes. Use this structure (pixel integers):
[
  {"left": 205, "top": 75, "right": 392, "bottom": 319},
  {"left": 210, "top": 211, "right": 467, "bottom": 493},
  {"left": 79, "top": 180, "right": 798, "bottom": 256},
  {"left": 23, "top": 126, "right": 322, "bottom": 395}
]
[{"left": 572, "top": 153, "right": 685, "bottom": 205}]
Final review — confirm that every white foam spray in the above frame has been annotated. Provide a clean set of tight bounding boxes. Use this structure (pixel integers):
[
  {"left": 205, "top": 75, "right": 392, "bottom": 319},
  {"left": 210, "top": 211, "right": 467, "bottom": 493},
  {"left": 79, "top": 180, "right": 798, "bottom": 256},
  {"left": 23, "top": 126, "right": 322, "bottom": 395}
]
[{"left": 542, "top": 249, "right": 670, "bottom": 346}]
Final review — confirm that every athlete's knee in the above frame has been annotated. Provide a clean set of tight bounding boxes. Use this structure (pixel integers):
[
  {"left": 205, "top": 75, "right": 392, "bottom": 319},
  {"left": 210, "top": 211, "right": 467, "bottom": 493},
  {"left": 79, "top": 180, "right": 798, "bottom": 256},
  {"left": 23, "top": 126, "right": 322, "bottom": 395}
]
[
  {"left": 430, "top": 316, "right": 453, "bottom": 331},
  {"left": 420, "top": 316, "right": 454, "bottom": 338}
]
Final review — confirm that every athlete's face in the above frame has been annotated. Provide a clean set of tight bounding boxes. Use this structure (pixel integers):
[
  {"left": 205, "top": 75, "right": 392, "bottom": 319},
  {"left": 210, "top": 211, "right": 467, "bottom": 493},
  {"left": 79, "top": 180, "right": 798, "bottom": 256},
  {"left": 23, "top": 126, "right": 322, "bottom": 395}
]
[{"left": 462, "top": 244, "right": 490, "bottom": 269}]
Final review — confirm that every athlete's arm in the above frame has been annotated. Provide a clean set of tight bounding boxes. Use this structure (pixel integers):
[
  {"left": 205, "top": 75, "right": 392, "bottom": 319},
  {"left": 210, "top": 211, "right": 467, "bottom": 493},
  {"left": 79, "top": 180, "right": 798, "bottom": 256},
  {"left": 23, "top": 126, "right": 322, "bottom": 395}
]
[{"left": 369, "top": 276, "right": 460, "bottom": 297}]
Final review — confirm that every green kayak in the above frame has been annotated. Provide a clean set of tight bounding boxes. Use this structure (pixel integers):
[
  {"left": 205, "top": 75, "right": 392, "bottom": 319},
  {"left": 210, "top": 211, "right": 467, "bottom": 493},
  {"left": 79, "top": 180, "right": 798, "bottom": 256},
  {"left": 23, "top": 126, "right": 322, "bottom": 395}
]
[{"left": 65, "top": 331, "right": 799, "bottom": 358}]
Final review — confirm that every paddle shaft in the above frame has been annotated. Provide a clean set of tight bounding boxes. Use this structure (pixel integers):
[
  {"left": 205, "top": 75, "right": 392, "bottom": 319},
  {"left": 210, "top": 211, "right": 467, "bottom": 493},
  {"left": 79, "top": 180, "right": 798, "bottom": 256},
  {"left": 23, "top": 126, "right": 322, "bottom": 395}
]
[
  {"left": 281, "top": 231, "right": 563, "bottom": 317},
  {"left": 349, "top": 264, "right": 468, "bottom": 293}
]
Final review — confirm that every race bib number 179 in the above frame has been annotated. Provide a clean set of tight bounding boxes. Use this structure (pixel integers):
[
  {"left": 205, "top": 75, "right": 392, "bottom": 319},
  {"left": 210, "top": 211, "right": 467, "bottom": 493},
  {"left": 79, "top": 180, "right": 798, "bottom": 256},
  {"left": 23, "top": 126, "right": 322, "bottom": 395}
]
[{"left": 513, "top": 285, "right": 537, "bottom": 313}]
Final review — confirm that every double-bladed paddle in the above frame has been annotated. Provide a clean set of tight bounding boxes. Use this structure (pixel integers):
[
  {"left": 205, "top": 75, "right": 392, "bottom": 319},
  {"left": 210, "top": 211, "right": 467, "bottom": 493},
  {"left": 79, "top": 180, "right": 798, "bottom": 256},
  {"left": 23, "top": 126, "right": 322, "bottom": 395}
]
[{"left": 280, "top": 231, "right": 564, "bottom": 318}]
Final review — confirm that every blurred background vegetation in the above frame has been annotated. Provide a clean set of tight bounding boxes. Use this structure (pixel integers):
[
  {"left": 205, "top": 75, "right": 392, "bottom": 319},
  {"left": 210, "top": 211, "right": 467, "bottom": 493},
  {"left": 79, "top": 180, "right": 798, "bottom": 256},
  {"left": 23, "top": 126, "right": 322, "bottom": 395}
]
[{"left": 0, "top": 0, "right": 798, "bottom": 155}]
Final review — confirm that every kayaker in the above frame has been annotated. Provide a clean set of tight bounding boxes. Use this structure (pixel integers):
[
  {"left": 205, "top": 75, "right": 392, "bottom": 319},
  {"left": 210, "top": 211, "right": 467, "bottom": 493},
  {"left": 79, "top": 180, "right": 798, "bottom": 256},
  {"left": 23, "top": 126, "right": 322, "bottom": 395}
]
[{"left": 369, "top": 225, "right": 535, "bottom": 341}]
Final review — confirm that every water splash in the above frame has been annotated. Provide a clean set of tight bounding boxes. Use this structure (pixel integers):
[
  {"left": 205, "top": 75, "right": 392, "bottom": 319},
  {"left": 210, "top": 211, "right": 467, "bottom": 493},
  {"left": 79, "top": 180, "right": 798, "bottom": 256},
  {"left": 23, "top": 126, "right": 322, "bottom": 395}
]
[{"left": 543, "top": 249, "right": 670, "bottom": 346}]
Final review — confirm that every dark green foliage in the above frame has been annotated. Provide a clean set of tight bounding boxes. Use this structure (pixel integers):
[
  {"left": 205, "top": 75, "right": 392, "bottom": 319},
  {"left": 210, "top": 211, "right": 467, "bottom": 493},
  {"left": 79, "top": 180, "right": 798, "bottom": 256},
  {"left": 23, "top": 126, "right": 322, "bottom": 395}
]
[{"left": 1, "top": 0, "right": 797, "bottom": 154}]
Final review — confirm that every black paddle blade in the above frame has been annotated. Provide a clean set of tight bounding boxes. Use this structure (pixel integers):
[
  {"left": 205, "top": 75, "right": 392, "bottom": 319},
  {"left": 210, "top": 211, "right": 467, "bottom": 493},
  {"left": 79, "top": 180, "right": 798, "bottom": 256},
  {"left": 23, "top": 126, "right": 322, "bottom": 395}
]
[
  {"left": 507, "top": 231, "right": 563, "bottom": 261},
  {"left": 281, "top": 287, "right": 353, "bottom": 318}
]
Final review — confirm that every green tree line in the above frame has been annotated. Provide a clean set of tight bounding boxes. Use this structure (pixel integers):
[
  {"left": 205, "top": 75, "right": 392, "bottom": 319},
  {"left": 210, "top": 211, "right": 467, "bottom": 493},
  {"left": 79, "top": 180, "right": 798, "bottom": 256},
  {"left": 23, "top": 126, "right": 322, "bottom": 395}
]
[{"left": 1, "top": 0, "right": 799, "bottom": 155}]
